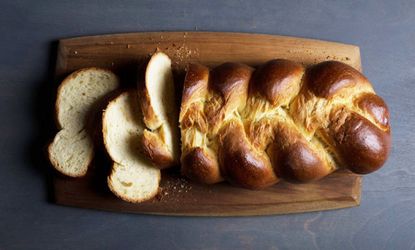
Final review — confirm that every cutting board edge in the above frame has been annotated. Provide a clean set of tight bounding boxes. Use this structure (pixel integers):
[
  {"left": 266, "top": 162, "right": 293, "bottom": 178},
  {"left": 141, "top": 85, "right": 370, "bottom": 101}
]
[
  {"left": 54, "top": 194, "right": 360, "bottom": 217},
  {"left": 56, "top": 31, "right": 362, "bottom": 72},
  {"left": 58, "top": 31, "right": 361, "bottom": 49}
]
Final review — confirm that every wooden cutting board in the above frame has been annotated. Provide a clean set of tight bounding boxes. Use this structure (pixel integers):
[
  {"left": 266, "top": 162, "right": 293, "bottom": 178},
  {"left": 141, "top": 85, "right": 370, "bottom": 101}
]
[{"left": 53, "top": 32, "right": 362, "bottom": 216}]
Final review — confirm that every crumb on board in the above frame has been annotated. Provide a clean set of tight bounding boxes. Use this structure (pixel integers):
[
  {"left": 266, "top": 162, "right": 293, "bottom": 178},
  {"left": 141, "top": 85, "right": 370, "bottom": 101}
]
[
  {"left": 145, "top": 33, "right": 199, "bottom": 68},
  {"left": 160, "top": 43, "right": 200, "bottom": 67},
  {"left": 153, "top": 176, "right": 193, "bottom": 202}
]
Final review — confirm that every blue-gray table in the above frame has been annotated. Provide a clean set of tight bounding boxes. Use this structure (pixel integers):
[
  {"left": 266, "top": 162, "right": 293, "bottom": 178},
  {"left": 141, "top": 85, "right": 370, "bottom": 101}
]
[{"left": 1, "top": 1, "right": 414, "bottom": 249}]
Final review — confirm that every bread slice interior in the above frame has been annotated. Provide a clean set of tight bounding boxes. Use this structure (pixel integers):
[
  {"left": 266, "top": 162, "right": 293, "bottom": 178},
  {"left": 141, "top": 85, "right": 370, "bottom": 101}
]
[
  {"left": 48, "top": 68, "right": 119, "bottom": 177},
  {"left": 103, "top": 91, "right": 160, "bottom": 202},
  {"left": 141, "top": 52, "right": 180, "bottom": 167}
]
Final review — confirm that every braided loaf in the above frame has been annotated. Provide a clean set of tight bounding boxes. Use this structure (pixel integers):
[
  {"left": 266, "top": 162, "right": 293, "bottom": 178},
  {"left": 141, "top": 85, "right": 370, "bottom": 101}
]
[{"left": 179, "top": 60, "right": 391, "bottom": 189}]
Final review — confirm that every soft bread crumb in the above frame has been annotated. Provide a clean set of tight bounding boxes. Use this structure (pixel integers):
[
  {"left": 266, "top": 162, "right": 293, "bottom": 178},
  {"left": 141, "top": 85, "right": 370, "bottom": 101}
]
[
  {"left": 48, "top": 68, "right": 119, "bottom": 177},
  {"left": 108, "top": 162, "right": 160, "bottom": 202},
  {"left": 48, "top": 129, "right": 93, "bottom": 177},
  {"left": 141, "top": 52, "right": 180, "bottom": 166},
  {"left": 103, "top": 91, "right": 160, "bottom": 203},
  {"left": 57, "top": 69, "right": 119, "bottom": 132}
]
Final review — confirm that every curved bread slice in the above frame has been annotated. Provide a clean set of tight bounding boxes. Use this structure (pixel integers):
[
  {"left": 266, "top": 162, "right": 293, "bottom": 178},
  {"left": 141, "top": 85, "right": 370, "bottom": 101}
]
[
  {"left": 103, "top": 91, "right": 160, "bottom": 203},
  {"left": 48, "top": 68, "right": 119, "bottom": 177},
  {"left": 138, "top": 52, "right": 180, "bottom": 168}
]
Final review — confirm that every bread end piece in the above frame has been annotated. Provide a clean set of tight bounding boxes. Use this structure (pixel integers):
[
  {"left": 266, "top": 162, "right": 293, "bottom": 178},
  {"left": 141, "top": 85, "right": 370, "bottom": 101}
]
[
  {"left": 138, "top": 52, "right": 180, "bottom": 168},
  {"left": 141, "top": 129, "right": 175, "bottom": 169}
]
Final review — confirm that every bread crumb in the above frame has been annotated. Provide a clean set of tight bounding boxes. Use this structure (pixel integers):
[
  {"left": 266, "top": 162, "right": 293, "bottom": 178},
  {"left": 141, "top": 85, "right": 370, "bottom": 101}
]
[
  {"left": 153, "top": 176, "right": 194, "bottom": 202},
  {"left": 157, "top": 43, "right": 199, "bottom": 68}
]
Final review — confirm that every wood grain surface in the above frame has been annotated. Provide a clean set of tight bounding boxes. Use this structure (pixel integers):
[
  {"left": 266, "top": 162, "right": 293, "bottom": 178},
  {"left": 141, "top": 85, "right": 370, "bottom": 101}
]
[{"left": 53, "top": 32, "right": 363, "bottom": 216}]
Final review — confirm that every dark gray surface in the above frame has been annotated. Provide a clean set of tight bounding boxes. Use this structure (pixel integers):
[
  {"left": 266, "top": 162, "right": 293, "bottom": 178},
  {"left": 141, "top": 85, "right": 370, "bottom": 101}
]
[{"left": 1, "top": 0, "right": 414, "bottom": 249}]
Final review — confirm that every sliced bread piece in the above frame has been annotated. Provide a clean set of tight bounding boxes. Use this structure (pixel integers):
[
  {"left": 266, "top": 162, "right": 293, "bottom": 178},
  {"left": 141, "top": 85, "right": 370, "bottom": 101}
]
[
  {"left": 138, "top": 52, "right": 180, "bottom": 168},
  {"left": 48, "top": 68, "right": 119, "bottom": 177},
  {"left": 103, "top": 91, "right": 160, "bottom": 203}
]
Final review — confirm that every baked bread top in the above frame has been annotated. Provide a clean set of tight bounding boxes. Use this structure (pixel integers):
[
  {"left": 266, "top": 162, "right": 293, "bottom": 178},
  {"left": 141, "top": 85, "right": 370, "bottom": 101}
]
[{"left": 179, "top": 60, "right": 391, "bottom": 189}]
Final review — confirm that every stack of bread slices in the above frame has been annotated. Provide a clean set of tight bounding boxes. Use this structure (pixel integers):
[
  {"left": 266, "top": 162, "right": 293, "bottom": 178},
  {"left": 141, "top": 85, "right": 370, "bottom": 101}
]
[{"left": 49, "top": 52, "right": 179, "bottom": 203}]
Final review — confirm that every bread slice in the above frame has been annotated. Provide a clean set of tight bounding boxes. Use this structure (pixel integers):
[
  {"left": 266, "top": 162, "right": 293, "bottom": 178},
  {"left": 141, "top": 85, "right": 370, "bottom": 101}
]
[
  {"left": 103, "top": 91, "right": 160, "bottom": 203},
  {"left": 48, "top": 68, "right": 119, "bottom": 177},
  {"left": 138, "top": 52, "right": 180, "bottom": 168}
]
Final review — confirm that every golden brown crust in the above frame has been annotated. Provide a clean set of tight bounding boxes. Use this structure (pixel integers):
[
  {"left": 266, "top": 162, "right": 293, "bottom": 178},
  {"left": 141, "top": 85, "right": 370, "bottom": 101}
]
[
  {"left": 210, "top": 63, "right": 253, "bottom": 102},
  {"left": 355, "top": 93, "right": 390, "bottom": 130},
  {"left": 180, "top": 64, "right": 222, "bottom": 184},
  {"left": 306, "top": 61, "right": 370, "bottom": 98},
  {"left": 269, "top": 125, "right": 332, "bottom": 182},
  {"left": 209, "top": 63, "right": 253, "bottom": 111},
  {"left": 179, "top": 63, "right": 209, "bottom": 132},
  {"left": 141, "top": 130, "right": 175, "bottom": 169},
  {"left": 218, "top": 121, "right": 278, "bottom": 189},
  {"left": 250, "top": 59, "right": 304, "bottom": 106},
  {"left": 203, "top": 63, "right": 253, "bottom": 135},
  {"left": 181, "top": 63, "right": 210, "bottom": 106},
  {"left": 179, "top": 104, "right": 208, "bottom": 132},
  {"left": 328, "top": 110, "right": 391, "bottom": 174},
  {"left": 181, "top": 147, "right": 222, "bottom": 184},
  {"left": 179, "top": 59, "right": 391, "bottom": 189}
]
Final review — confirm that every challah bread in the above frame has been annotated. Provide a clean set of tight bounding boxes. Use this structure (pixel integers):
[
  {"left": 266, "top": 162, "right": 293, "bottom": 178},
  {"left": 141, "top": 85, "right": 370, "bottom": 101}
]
[
  {"left": 138, "top": 52, "right": 180, "bottom": 169},
  {"left": 48, "top": 68, "right": 119, "bottom": 177},
  {"left": 103, "top": 91, "right": 160, "bottom": 203},
  {"left": 180, "top": 60, "right": 391, "bottom": 189}
]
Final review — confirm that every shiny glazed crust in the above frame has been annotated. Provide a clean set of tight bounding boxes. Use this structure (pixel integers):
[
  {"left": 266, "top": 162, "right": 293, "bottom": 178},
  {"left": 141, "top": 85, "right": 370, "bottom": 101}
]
[{"left": 179, "top": 60, "right": 391, "bottom": 189}]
